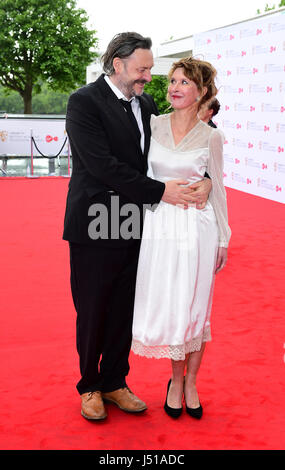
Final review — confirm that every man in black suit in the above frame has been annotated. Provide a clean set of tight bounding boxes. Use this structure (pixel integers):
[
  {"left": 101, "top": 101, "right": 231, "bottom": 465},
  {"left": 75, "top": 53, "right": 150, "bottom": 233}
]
[
  {"left": 198, "top": 97, "right": 220, "bottom": 128},
  {"left": 63, "top": 32, "right": 212, "bottom": 420}
]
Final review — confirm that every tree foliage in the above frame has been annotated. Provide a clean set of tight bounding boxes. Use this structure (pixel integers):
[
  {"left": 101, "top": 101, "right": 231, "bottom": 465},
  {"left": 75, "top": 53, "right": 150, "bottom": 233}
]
[
  {"left": 0, "top": 84, "right": 69, "bottom": 114},
  {"left": 0, "top": 0, "right": 98, "bottom": 113},
  {"left": 257, "top": 0, "right": 285, "bottom": 13},
  {"left": 144, "top": 75, "right": 171, "bottom": 115}
]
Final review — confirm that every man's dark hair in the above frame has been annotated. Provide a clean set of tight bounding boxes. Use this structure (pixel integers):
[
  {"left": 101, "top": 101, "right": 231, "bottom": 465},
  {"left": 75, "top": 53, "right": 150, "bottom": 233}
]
[
  {"left": 209, "top": 98, "right": 220, "bottom": 117},
  {"left": 101, "top": 32, "right": 152, "bottom": 75}
]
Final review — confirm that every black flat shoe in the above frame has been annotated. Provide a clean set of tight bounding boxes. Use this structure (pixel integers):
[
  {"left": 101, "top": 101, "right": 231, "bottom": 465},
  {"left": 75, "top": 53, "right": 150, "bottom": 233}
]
[
  {"left": 185, "top": 403, "right": 203, "bottom": 419},
  {"left": 164, "top": 379, "right": 183, "bottom": 418}
]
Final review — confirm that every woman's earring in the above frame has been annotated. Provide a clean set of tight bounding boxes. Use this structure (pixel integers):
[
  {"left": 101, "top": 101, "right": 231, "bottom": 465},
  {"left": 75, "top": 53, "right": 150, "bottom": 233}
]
[{"left": 196, "top": 96, "right": 200, "bottom": 102}]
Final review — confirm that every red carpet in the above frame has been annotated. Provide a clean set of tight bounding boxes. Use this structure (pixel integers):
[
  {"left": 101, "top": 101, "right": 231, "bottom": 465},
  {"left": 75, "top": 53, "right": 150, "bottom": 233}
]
[{"left": 0, "top": 177, "right": 284, "bottom": 450}]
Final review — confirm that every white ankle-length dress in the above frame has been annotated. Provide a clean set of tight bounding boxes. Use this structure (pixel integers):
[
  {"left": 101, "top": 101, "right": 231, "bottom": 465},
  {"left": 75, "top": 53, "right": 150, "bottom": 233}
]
[{"left": 131, "top": 114, "right": 231, "bottom": 361}]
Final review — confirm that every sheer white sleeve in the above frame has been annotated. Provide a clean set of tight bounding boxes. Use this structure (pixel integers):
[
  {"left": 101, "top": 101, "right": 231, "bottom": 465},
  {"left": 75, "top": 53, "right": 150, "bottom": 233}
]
[{"left": 207, "top": 129, "right": 231, "bottom": 247}]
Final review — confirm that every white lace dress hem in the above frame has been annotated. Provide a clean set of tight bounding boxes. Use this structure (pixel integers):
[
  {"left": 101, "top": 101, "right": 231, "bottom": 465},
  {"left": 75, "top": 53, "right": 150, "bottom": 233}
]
[{"left": 131, "top": 326, "right": 211, "bottom": 361}]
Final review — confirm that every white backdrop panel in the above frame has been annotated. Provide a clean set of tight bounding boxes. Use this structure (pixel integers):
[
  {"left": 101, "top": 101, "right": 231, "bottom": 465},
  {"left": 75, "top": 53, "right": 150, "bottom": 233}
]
[
  {"left": 194, "top": 10, "right": 285, "bottom": 203},
  {"left": 0, "top": 118, "right": 68, "bottom": 157}
]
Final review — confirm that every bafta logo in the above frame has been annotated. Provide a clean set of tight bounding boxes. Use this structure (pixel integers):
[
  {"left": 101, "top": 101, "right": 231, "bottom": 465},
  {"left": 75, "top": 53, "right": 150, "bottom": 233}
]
[{"left": 0, "top": 131, "right": 8, "bottom": 142}]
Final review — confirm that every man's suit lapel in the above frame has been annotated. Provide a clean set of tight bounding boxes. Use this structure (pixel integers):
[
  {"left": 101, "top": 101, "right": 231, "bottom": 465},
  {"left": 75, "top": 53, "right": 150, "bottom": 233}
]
[
  {"left": 97, "top": 75, "right": 143, "bottom": 155},
  {"left": 138, "top": 94, "right": 152, "bottom": 161}
]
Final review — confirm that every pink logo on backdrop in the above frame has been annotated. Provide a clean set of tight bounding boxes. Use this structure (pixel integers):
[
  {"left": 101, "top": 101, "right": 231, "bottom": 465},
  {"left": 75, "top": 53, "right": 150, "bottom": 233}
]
[
  {"left": 264, "top": 126, "right": 270, "bottom": 132},
  {"left": 276, "top": 185, "right": 282, "bottom": 192},
  {"left": 46, "top": 135, "right": 58, "bottom": 142},
  {"left": 270, "top": 46, "right": 276, "bottom": 53},
  {"left": 224, "top": 139, "right": 228, "bottom": 144},
  {"left": 256, "top": 29, "right": 262, "bottom": 35},
  {"left": 241, "top": 51, "right": 246, "bottom": 56},
  {"left": 225, "top": 105, "right": 230, "bottom": 111},
  {"left": 267, "top": 87, "right": 272, "bottom": 93},
  {"left": 227, "top": 70, "right": 232, "bottom": 76},
  {"left": 250, "top": 106, "right": 255, "bottom": 112},
  {"left": 248, "top": 143, "right": 254, "bottom": 148},
  {"left": 230, "top": 34, "right": 235, "bottom": 40},
  {"left": 253, "top": 68, "right": 258, "bottom": 74},
  {"left": 278, "top": 146, "right": 284, "bottom": 153},
  {"left": 223, "top": 172, "right": 227, "bottom": 178},
  {"left": 235, "top": 158, "right": 240, "bottom": 164},
  {"left": 281, "top": 106, "right": 285, "bottom": 113},
  {"left": 207, "top": 39, "right": 211, "bottom": 44},
  {"left": 236, "top": 123, "right": 242, "bottom": 129},
  {"left": 217, "top": 54, "right": 222, "bottom": 60},
  {"left": 262, "top": 163, "right": 268, "bottom": 169},
  {"left": 238, "top": 88, "right": 243, "bottom": 93},
  {"left": 247, "top": 178, "right": 252, "bottom": 184}
]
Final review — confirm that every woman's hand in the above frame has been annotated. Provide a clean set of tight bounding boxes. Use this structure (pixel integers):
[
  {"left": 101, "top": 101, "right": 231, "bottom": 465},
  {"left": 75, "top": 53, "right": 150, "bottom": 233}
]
[{"left": 215, "top": 247, "right": 228, "bottom": 274}]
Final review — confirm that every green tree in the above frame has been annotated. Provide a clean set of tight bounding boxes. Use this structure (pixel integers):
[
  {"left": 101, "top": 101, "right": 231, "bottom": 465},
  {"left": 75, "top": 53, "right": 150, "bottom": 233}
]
[
  {"left": 32, "top": 84, "right": 69, "bottom": 114},
  {"left": 144, "top": 75, "right": 171, "bottom": 114},
  {"left": 257, "top": 0, "right": 285, "bottom": 13},
  {"left": 0, "top": 87, "right": 22, "bottom": 113},
  {"left": 0, "top": 0, "right": 98, "bottom": 114},
  {"left": 265, "top": 3, "right": 276, "bottom": 11},
  {"left": 0, "top": 83, "right": 69, "bottom": 114}
]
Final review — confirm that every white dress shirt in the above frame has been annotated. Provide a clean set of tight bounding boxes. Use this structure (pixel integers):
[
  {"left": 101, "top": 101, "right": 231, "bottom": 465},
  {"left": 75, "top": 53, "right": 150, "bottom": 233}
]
[{"left": 104, "top": 75, "right": 145, "bottom": 152}]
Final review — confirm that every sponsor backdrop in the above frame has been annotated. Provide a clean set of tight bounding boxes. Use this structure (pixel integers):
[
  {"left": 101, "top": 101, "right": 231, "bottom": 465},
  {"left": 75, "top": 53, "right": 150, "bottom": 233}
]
[
  {"left": 0, "top": 117, "right": 68, "bottom": 157},
  {"left": 194, "top": 10, "right": 285, "bottom": 203}
]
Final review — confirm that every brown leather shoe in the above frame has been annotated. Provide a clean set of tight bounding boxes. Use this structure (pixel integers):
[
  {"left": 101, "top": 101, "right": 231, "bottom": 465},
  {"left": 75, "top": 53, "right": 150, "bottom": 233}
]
[
  {"left": 102, "top": 387, "right": 147, "bottom": 413},
  {"left": 81, "top": 391, "right": 107, "bottom": 420}
]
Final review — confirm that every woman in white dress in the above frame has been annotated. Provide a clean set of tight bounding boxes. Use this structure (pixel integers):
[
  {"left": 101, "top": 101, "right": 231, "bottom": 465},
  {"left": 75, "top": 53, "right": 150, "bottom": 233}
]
[{"left": 131, "top": 57, "right": 231, "bottom": 419}]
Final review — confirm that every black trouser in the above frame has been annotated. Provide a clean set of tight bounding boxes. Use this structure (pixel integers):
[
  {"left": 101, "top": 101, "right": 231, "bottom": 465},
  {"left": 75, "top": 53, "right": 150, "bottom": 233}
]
[{"left": 69, "top": 241, "right": 141, "bottom": 395}]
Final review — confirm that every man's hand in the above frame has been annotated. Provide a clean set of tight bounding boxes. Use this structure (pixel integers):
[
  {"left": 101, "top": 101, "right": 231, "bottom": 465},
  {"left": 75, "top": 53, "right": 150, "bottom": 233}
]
[
  {"left": 215, "top": 247, "right": 228, "bottom": 274},
  {"left": 188, "top": 178, "right": 212, "bottom": 210},
  {"left": 162, "top": 180, "right": 198, "bottom": 208},
  {"left": 162, "top": 178, "right": 212, "bottom": 209}
]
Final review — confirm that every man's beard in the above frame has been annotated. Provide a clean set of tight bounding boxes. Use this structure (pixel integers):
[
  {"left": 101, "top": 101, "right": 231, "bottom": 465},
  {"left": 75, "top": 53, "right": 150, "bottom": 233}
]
[{"left": 118, "top": 79, "right": 147, "bottom": 99}]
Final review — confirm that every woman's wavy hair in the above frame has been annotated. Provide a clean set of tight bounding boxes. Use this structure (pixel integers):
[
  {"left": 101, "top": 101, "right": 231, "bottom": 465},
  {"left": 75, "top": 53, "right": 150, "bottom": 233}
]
[
  {"left": 168, "top": 57, "right": 218, "bottom": 110},
  {"left": 101, "top": 32, "right": 152, "bottom": 75}
]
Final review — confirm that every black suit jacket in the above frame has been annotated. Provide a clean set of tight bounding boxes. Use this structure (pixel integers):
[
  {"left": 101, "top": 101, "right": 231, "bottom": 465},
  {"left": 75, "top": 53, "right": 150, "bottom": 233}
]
[{"left": 63, "top": 74, "right": 165, "bottom": 245}]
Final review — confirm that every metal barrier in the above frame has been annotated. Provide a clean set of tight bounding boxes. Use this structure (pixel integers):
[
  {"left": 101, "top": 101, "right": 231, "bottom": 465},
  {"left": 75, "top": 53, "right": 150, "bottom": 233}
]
[{"left": 29, "top": 129, "right": 71, "bottom": 177}]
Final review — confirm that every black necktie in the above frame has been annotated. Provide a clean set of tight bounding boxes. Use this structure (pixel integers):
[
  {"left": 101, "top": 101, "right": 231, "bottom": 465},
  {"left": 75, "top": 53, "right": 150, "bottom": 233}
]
[{"left": 120, "top": 99, "right": 141, "bottom": 141}]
